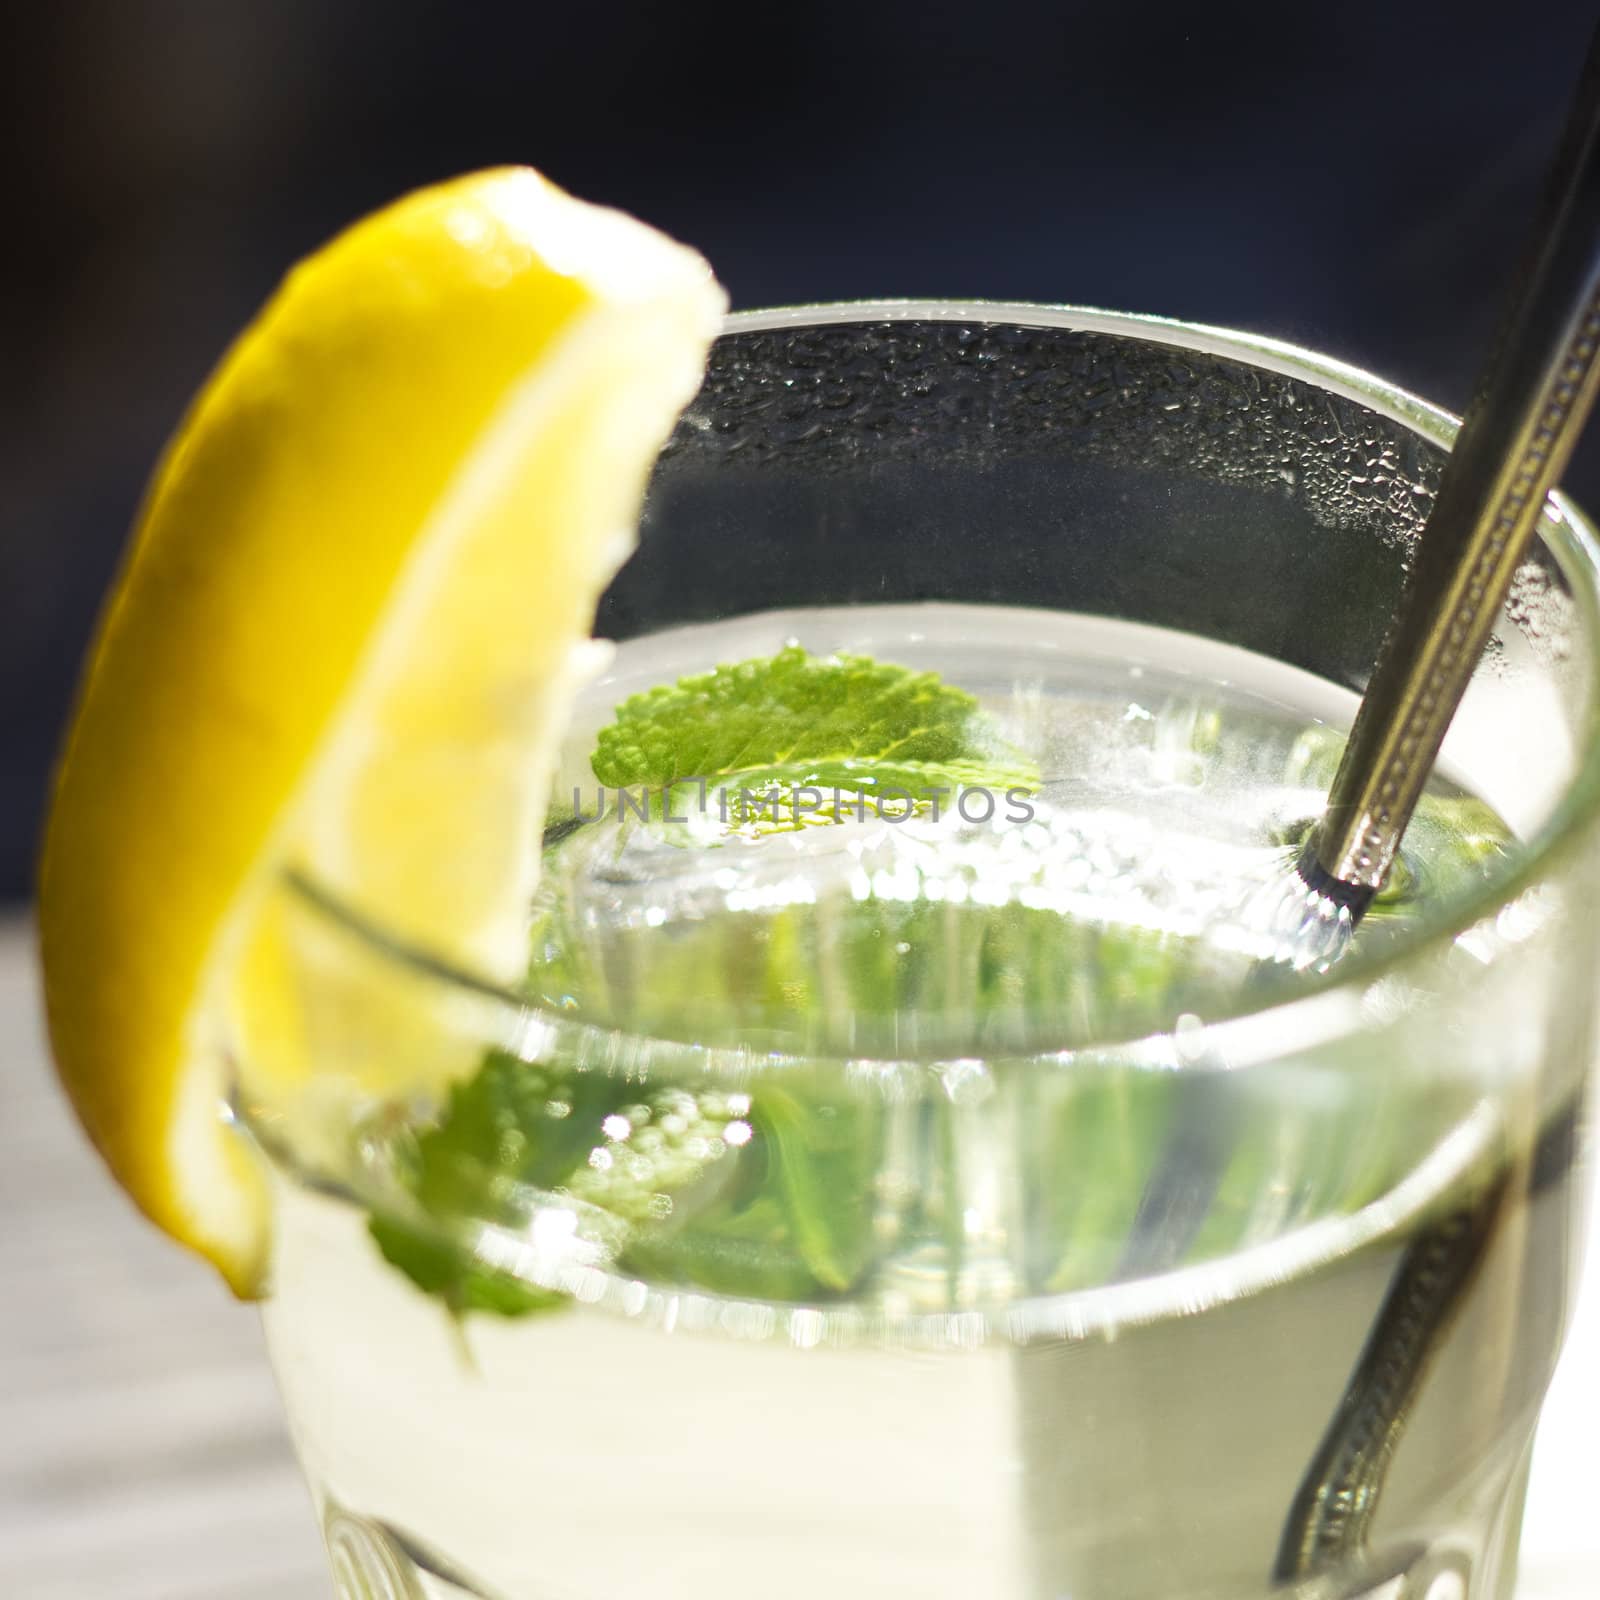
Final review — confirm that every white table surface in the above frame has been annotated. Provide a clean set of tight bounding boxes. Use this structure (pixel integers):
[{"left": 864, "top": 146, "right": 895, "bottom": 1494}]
[{"left": 1, "top": 914, "right": 1595, "bottom": 1600}]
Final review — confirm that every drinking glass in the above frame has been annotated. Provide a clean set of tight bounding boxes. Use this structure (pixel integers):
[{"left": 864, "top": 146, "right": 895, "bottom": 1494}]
[{"left": 239, "top": 304, "right": 1600, "bottom": 1600}]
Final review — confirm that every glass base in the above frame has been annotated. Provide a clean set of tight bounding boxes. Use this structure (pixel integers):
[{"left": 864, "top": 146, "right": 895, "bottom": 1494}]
[{"left": 312, "top": 1446, "right": 1536, "bottom": 1600}]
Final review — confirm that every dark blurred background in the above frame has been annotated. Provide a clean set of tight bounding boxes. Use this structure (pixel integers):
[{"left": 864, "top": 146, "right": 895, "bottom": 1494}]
[{"left": 6, "top": 1, "right": 1599, "bottom": 902}]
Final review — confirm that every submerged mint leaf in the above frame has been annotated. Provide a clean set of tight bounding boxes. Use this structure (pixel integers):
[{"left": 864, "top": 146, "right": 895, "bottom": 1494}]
[
  {"left": 618, "top": 1078, "right": 885, "bottom": 1302},
  {"left": 756, "top": 1082, "right": 884, "bottom": 1292},
  {"left": 369, "top": 1050, "right": 749, "bottom": 1316},
  {"left": 400, "top": 1051, "right": 620, "bottom": 1217},
  {"left": 622, "top": 1193, "right": 832, "bottom": 1303},
  {"left": 365, "top": 1051, "right": 616, "bottom": 1315},
  {"left": 591, "top": 645, "right": 1035, "bottom": 809},
  {"left": 369, "top": 1215, "right": 568, "bottom": 1318}
]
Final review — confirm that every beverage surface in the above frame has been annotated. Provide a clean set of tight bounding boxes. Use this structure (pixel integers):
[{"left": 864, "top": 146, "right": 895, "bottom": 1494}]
[{"left": 539, "top": 603, "right": 1511, "bottom": 1056}]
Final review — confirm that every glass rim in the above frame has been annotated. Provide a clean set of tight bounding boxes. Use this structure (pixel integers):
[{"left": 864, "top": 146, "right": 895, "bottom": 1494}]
[{"left": 285, "top": 299, "right": 1600, "bottom": 1080}]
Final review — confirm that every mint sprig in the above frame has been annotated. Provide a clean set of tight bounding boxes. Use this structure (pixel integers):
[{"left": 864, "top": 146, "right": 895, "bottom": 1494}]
[{"left": 592, "top": 645, "right": 1034, "bottom": 823}]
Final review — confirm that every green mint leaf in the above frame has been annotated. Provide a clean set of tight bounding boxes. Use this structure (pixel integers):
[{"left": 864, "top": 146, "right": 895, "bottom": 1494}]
[
  {"left": 369, "top": 1050, "right": 750, "bottom": 1315},
  {"left": 368, "top": 1215, "right": 568, "bottom": 1318},
  {"left": 591, "top": 644, "right": 1035, "bottom": 803},
  {"left": 618, "top": 1078, "right": 884, "bottom": 1302},
  {"left": 753, "top": 1081, "right": 884, "bottom": 1292},
  {"left": 621, "top": 1194, "right": 832, "bottom": 1303},
  {"left": 365, "top": 1051, "right": 616, "bottom": 1314},
  {"left": 401, "top": 1052, "right": 622, "bottom": 1217}
]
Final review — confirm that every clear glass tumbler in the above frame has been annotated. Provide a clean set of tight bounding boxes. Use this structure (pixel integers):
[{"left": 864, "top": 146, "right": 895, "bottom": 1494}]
[{"left": 240, "top": 304, "right": 1600, "bottom": 1600}]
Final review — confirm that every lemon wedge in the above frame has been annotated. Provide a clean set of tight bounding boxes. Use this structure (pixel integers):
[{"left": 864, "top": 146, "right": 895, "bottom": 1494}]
[{"left": 37, "top": 168, "right": 725, "bottom": 1293}]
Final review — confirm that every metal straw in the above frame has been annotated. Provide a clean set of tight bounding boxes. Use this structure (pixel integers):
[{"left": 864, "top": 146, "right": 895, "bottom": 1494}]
[
  {"left": 1269, "top": 35, "right": 1600, "bottom": 1590},
  {"left": 1300, "top": 25, "right": 1600, "bottom": 921}
]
